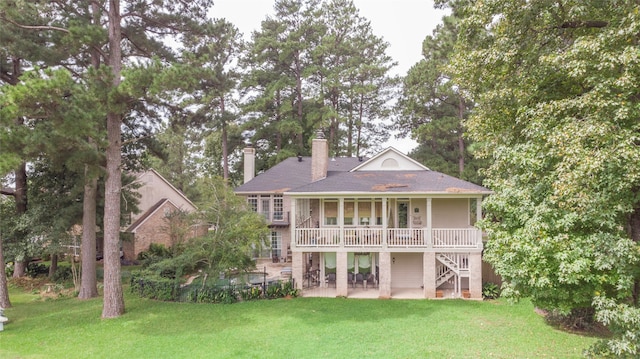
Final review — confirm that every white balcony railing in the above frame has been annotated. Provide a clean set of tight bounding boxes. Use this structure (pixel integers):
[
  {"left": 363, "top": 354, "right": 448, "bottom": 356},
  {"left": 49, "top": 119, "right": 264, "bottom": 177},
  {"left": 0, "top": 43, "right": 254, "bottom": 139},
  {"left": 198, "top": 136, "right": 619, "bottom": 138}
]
[
  {"left": 294, "top": 228, "right": 481, "bottom": 249},
  {"left": 432, "top": 228, "right": 479, "bottom": 248}
]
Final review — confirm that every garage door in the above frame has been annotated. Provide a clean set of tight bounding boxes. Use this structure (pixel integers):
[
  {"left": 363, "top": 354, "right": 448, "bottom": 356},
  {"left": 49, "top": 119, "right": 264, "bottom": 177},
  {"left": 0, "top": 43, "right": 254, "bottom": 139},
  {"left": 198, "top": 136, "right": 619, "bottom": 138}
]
[{"left": 390, "top": 253, "right": 423, "bottom": 288}]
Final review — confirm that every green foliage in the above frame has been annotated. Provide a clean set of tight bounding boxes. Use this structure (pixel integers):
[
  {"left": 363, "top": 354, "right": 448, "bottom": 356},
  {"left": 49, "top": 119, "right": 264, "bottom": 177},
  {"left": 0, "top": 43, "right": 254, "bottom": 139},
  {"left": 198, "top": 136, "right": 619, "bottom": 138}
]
[
  {"left": 448, "top": 0, "right": 640, "bottom": 350},
  {"left": 180, "top": 176, "right": 269, "bottom": 277},
  {"left": 239, "top": 286, "right": 263, "bottom": 301},
  {"left": 51, "top": 267, "right": 73, "bottom": 283},
  {"left": 482, "top": 282, "right": 500, "bottom": 300},
  {"left": 26, "top": 263, "right": 48, "bottom": 278},
  {"left": 586, "top": 296, "right": 640, "bottom": 358},
  {"left": 130, "top": 272, "right": 179, "bottom": 301},
  {"left": 396, "top": 14, "right": 487, "bottom": 184},
  {"left": 138, "top": 243, "right": 173, "bottom": 261},
  {"left": 241, "top": 0, "right": 397, "bottom": 166}
]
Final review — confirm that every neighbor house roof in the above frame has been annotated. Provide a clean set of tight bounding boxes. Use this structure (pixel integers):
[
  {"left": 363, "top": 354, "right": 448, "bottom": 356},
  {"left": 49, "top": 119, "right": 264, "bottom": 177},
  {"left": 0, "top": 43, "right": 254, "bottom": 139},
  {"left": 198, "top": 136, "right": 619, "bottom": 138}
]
[{"left": 125, "top": 198, "right": 176, "bottom": 233}]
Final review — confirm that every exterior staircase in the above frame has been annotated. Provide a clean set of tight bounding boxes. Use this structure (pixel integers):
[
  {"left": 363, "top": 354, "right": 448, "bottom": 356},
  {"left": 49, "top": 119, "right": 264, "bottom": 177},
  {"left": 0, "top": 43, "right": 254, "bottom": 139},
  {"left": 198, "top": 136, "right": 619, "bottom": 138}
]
[{"left": 435, "top": 253, "right": 469, "bottom": 287}]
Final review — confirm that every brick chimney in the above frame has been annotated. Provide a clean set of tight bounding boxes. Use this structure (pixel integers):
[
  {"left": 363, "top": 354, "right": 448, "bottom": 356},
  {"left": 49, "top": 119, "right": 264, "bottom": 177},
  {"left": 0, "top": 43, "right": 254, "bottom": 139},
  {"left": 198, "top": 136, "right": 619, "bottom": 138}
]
[
  {"left": 311, "top": 131, "right": 328, "bottom": 182},
  {"left": 243, "top": 145, "right": 255, "bottom": 183}
]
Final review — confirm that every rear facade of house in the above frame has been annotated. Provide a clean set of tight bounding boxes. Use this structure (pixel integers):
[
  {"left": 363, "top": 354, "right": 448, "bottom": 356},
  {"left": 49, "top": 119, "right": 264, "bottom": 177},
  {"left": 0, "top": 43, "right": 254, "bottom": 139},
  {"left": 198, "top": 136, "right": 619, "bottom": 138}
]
[{"left": 235, "top": 136, "right": 491, "bottom": 299}]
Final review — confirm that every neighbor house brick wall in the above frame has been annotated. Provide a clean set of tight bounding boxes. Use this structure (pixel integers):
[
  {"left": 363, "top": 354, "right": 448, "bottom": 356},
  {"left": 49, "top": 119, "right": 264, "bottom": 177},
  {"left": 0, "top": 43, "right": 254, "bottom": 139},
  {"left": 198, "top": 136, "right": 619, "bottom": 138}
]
[{"left": 126, "top": 202, "right": 178, "bottom": 260}]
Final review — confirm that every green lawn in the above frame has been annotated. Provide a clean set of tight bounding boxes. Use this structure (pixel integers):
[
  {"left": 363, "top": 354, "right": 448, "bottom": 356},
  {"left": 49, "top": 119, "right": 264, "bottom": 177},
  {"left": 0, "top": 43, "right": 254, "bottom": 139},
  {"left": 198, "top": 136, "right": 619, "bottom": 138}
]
[{"left": 1, "top": 287, "right": 597, "bottom": 358}]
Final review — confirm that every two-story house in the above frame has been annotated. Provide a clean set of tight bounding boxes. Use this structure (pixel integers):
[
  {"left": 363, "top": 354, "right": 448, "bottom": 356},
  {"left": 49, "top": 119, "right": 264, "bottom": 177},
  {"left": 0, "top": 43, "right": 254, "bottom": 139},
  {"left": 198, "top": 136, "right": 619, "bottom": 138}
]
[{"left": 235, "top": 134, "right": 491, "bottom": 299}]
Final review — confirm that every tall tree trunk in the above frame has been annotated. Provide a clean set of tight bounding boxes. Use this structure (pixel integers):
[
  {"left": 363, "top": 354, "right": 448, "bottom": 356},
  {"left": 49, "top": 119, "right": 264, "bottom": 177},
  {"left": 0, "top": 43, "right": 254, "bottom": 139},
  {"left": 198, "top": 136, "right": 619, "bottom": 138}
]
[
  {"left": 79, "top": 170, "right": 98, "bottom": 299},
  {"left": 275, "top": 90, "right": 283, "bottom": 151},
  {"left": 78, "top": 0, "right": 101, "bottom": 301},
  {"left": 0, "top": 229, "right": 11, "bottom": 308},
  {"left": 48, "top": 253, "right": 58, "bottom": 279},
  {"left": 295, "top": 53, "right": 304, "bottom": 149},
  {"left": 12, "top": 161, "right": 28, "bottom": 278},
  {"left": 457, "top": 97, "right": 466, "bottom": 176},
  {"left": 221, "top": 96, "right": 229, "bottom": 181},
  {"left": 102, "top": 0, "right": 124, "bottom": 318}
]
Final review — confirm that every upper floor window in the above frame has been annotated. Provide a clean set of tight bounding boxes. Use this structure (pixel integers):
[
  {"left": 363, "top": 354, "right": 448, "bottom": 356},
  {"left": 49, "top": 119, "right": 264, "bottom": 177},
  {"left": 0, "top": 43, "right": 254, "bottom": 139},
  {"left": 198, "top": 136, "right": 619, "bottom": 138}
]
[
  {"left": 248, "top": 195, "right": 258, "bottom": 212},
  {"left": 324, "top": 200, "right": 337, "bottom": 225},
  {"left": 273, "top": 195, "right": 284, "bottom": 220},
  {"left": 261, "top": 197, "right": 270, "bottom": 220},
  {"left": 344, "top": 200, "right": 354, "bottom": 225}
]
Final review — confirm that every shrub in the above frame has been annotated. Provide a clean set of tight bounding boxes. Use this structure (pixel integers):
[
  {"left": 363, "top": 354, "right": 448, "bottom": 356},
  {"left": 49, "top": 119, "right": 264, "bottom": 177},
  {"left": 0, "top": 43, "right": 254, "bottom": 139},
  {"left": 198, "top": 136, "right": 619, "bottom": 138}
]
[
  {"left": 482, "top": 282, "right": 500, "bottom": 300},
  {"left": 27, "top": 262, "right": 49, "bottom": 278},
  {"left": 239, "top": 286, "right": 263, "bottom": 301},
  {"left": 51, "top": 266, "right": 73, "bottom": 282},
  {"left": 183, "top": 286, "right": 239, "bottom": 304},
  {"left": 281, "top": 280, "right": 299, "bottom": 298},
  {"left": 130, "top": 272, "right": 179, "bottom": 301},
  {"left": 585, "top": 297, "right": 639, "bottom": 358}
]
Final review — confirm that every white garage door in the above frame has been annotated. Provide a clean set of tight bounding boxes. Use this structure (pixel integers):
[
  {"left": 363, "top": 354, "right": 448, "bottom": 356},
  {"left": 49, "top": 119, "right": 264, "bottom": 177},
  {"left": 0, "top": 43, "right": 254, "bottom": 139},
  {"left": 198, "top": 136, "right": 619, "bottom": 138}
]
[{"left": 390, "top": 253, "right": 423, "bottom": 288}]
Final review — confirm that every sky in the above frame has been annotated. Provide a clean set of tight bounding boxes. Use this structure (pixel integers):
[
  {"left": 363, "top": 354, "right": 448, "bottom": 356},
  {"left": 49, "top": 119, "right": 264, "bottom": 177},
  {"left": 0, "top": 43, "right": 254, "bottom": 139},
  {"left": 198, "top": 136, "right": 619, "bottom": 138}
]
[{"left": 209, "top": 0, "right": 449, "bottom": 153}]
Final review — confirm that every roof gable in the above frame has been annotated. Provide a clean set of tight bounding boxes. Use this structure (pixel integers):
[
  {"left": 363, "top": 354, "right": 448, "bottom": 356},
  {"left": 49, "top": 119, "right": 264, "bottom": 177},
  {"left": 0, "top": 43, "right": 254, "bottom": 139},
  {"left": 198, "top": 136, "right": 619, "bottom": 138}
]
[
  {"left": 126, "top": 198, "right": 177, "bottom": 233},
  {"left": 134, "top": 169, "right": 197, "bottom": 216},
  {"left": 351, "top": 147, "right": 430, "bottom": 172}
]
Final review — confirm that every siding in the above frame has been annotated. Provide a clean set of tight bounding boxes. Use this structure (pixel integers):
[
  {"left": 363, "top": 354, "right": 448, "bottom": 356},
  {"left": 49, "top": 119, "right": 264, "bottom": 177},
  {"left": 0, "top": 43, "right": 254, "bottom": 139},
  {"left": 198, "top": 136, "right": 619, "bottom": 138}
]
[{"left": 390, "top": 252, "right": 423, "bottom": 288}]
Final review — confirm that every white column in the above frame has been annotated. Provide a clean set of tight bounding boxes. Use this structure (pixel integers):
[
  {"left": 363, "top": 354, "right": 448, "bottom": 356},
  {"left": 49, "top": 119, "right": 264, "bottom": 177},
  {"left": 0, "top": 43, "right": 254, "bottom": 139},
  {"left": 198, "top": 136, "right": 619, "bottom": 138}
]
[
  {"left": 423, "top": 252, "right": 436, "bottom": 298},
  {"left": 382, "top": 198, "right": 388, "bottom": 247},
  {"left": 320, "top": 253, "right": 326, "bottom": 288},
  {"left": 378, "top": 251, "right": 391, "bottom": 299},
  {"left": 290, "top": 198, "right": 297, "bottom": 249},
  {"left": 338, "top": 197, "right": 344, "bottom": 246},
  {"left": 476, "top": 196, "right": 482, "bottom": 223},
  {"left": 426, "top": 198, "right": 432, "bottom": 248},
  {"left": 336, "top": 251, "right": 348, "bottom": 297},
  {"left": 469, "top": 252, "right": 483, "bottom": 299},
  {"left": 291, "top": 252, "right": 304, "bottom": 290}
]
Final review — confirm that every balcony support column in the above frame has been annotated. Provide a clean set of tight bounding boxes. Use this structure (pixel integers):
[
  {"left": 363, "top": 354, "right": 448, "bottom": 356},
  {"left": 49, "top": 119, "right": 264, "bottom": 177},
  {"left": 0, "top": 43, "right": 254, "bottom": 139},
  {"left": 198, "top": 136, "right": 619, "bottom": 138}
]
[
  {"left": 336, "top": 251, "right": 348, "bottom": 297},
  {"left": 426, "top": 198, "right": 432, "bottom": 248},
  {"left": 290, "top": 198, "right": 297, "bottom": 249},
  {"left": 469, "top": 252, "right": 482, "bottom": 299},
  {"left": 378, "top": 252, "right": 391, "bottom": 299},
  {"left": 291, "top": 251, "right": 304, "bottom": 290},
  {"left": 423, "top": 252, "right": 436, "bottom": 298}
]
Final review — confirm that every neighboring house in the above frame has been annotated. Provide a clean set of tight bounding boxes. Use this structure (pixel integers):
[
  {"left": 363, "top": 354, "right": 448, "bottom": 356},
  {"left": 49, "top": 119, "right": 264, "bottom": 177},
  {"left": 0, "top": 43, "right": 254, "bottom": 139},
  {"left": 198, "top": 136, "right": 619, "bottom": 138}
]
[
  {"left": 121, "top": 169, "right": 201, "bottom": 260},
  {"left": 235, "top": 134, "right": 492, "bottom": 299}
]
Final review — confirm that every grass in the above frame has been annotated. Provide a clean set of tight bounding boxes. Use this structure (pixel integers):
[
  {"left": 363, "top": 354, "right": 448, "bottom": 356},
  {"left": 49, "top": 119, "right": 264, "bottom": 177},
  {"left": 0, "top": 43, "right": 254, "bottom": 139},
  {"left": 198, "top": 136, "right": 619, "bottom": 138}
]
[{"left": 1, "top": 286, "right": 597, "bottom": 359}]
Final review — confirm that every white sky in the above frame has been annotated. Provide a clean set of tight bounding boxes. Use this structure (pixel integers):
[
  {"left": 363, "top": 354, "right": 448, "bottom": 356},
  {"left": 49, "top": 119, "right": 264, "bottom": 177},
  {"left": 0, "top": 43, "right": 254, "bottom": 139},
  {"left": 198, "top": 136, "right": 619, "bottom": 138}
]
[{"left": 210, "top": 0, "right": 449, "bottom": 153}]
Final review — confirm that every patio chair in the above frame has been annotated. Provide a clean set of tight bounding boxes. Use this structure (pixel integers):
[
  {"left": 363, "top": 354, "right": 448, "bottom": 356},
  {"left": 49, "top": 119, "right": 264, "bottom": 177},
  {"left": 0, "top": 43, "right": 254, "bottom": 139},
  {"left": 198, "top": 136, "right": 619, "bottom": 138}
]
[
  {"left": 365, "top": 272, "right": 377, "bottom": 289},
  {"left": 355, "top": 273, "right": 365, "bottom": 288},
  {"left": 326, "top": 273, "right": 336, "bottom": 288},
  {"left": 348, "top": 272, "right": 355, "bottom": 288}
]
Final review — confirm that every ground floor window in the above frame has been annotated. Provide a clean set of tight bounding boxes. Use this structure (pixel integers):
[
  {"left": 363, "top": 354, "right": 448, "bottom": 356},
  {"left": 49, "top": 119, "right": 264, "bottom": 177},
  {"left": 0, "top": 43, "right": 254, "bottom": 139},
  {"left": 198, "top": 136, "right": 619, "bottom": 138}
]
[{"left": 271, "top": 231, "right": 282, "bottom": 258}]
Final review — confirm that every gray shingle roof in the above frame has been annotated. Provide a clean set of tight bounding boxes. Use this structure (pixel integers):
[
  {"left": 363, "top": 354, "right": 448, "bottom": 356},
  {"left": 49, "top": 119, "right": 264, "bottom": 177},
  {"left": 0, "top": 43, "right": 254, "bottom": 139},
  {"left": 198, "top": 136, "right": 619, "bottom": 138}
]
[
  {"left": 288, "top": 170, "right": 490, "bottom": 195},
  {"left": 235, "top": 157, "right": 362, "bottom": 193},
  {"left": 235, "top": 156, "right": 490, "bottom": 195}
]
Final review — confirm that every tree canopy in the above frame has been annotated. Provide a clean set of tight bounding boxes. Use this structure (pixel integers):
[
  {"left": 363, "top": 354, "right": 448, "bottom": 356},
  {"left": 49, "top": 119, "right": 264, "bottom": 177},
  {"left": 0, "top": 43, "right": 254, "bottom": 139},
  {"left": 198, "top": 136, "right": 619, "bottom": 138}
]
[{"left": 448, "top": 0, "right": 640, "bottom": 355}]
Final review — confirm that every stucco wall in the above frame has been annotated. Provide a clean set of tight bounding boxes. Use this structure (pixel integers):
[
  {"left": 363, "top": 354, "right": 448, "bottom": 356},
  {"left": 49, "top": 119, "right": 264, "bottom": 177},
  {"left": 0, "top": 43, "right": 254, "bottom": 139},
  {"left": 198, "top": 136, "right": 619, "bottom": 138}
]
[{"left": 431, "top": 198, "right": 469, "bottom": 228}]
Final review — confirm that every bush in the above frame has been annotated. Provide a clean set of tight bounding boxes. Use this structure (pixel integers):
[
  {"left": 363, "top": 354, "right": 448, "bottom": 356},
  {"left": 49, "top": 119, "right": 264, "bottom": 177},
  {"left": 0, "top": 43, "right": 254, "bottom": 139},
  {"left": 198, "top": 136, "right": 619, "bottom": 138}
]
[
  {"left": 585, "top": 297, "right": 640, "bottom": 358},
  {"left": 482, "top": 282, "right": 500, "bottom": 300},
  {"left": 239, "top": 286, "right": 263, "bottom": 301},
  {"left": 184, "top": 286, "right": 239, "bottom": 304},
  {"left": 144, "top": 243, "right": 172, "bottom": 259},
  {"left": 27, "top": 262, "right": 49, "bottom": 278},
  {"left": 51, "top": 266, "right": 73, "bottom": 282},
  {"left": 130, "top": 272, "right": 179, "bottom": 301}
]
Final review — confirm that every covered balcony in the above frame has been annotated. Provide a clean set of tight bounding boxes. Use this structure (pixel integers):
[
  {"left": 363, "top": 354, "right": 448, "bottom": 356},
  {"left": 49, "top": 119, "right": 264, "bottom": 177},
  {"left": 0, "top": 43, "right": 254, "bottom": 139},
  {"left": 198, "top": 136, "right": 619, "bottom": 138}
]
[{"left": 293, "top": 227, "right": 482, "bottom": 250}]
